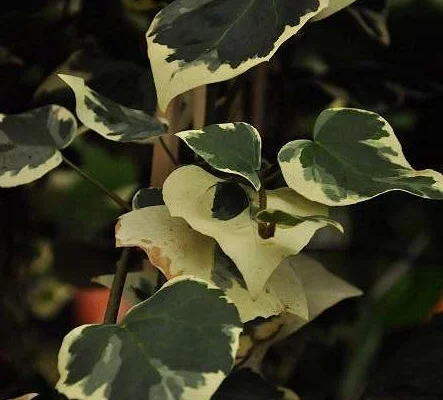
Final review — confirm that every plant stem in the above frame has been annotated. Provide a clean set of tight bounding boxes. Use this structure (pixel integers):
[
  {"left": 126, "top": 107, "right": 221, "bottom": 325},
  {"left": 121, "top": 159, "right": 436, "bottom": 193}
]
[
  {"left": 159, "top": 136, "right": 179, "bottom": 166},
  {"left": 257, "top": 181, "right": 275, "bottom": 239},
  {"left": 193, "top": 85, "right": 207, "bottom": 129},
  {"left": 62, "top": 155, "right": 131, "bottom": 212},
  {"left": 104, "top": 248, "right": 131, "bottom": 324}
]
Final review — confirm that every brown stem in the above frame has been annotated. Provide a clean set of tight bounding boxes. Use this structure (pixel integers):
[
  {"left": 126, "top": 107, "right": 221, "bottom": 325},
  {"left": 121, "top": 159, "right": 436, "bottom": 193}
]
[
  {"left": 257, "top": 182, "right": 275, "bottom": 239},
  {"left": 151, "top": 100, "right": 181, "bottom": 187},
  {"left": 103, "top": 248, "right": 131, "bottom": 324},
  {"left": 251, "top": 64, "right": 268, "bottom": 134},
  {"left": 193, "top": 85, "right": 207, "bottom": 130}
]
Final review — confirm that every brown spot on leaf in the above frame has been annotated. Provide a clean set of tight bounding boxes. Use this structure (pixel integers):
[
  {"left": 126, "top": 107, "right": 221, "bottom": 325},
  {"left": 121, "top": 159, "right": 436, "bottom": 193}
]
[
  {"left": 115, "top": 220, "right": 122, "bottom": 246},
  {"left": 147, "top": 246, "right": 180, "bottom": 280}
]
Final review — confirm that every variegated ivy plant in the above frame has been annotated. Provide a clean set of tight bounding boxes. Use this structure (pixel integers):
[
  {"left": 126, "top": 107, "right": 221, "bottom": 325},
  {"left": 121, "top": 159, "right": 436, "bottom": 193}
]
[{"left": 2, "top": 0, "right": 443, "bottom": 399}]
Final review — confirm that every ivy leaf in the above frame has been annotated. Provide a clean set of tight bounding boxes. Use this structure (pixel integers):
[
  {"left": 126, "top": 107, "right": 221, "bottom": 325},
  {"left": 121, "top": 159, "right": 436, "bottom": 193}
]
[
  {"left": 58, "top": 74, "right": 166, "bottom": 143},
  {"left": 0, "top": 105, "right": 76, "bottom": 187},
  {"left": 132, "top": 188, "right": 165, "bottom": 209},
  {"left": 147, "top": 0, "right": 329, "bottom": 111},
  {"left": 162, "top": 165, "right": 329, "bottom": 298},
  {"left": 256, "top": 209, "right": 344, "bottom": 233},
  {"left": 176, "top": 123, "right": 262, "bottom": 190},
  {"left": 116, "top": 205, "right": 309, "bottom": 323},
  {"left": 312, "top": 0, "right": 358, "bottom": 21},
  {"left": 242, "top": 254, "right": 363, "bottom": 370},
  {"left": 212, "top": 182, "right": 250, "bottom": 220},
  {"left": 56, "top": 276, "right": 242, "bottom": 400},
  {"left": 278, "top": 108, "right": 443, "bottom": 206}
]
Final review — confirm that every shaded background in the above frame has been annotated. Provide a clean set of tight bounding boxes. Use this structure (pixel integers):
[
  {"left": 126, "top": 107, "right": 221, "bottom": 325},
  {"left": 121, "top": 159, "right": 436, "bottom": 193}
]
[{"left": 0, "top": 0, "right": 442, "bottom": 399}]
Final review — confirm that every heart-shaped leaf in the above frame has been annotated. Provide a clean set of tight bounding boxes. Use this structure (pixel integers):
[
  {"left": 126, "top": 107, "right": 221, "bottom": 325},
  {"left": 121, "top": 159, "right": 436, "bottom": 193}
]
[
  {"left": 147, "top": 0, "right": 329, "bottom": 110},
  {"left": 0, "top": 105, "right": 76, "bottom": 187},
  {"left": 176, "top": 123, "right": 262, "bottom": 190},
  {"left": 242, "top": 254, "right": 363, "bottom": 370},
  {"left": 56, "top": 276, "right": 242, "bottom": 400},
  {"left": 256, "top": 209, "right": 344, "bottom": 233},
  {"left": 278, "top": 108, "right": 443, "bottom": 206},
  {"left": 116, "top": 205, "right": 308, "bottom": 322},
  {"left": 162, "top": 165, "right": 329, "bottom": 297},
  {"left": 58, "top": 74, "right": 166, "bottom": 142}
]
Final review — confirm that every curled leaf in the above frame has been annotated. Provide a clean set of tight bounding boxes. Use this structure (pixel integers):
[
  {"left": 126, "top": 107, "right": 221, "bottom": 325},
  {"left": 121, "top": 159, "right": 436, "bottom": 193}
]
[
  {"left": 162, "top": 165, "right": 329, "bottom": 297},
  {"left": 176, "top": 122, "right": 262, "bottom": 190},
  {"left": 256, "top": 209, "right": 344, "bottom": 233},
  {"left": 116, "top": 205, "right": 308, "bottom": 322},
  {"left": 58, "top": 74, "right": 166, "bottom": 143}
]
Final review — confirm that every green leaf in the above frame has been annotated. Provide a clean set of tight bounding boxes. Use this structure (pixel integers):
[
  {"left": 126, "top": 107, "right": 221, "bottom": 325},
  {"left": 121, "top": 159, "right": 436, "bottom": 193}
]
[
  {"left": 147, "top": 0, "right": 329, "bottom": 110},
  {"left": 132, "top": 188, "right": 165, "bottom": 209},
  {"left": 58, "top": 74, "right": 166, "bottom": 142},
  {"left": 0, "top": 105, "right": 76, "bottom": 187},
  {"left": 116, "top": 206, "right": 309, "bottom": 323},
  {"left": 176, "top": 123, "right": 262, "bottom": 190},
  {"left": 162, "top": 165, "right": 329, "bottom": 298},
  {"left": 312, "top": 0, "right": 358, "bottom": 21},
  {"left": 256, "top": 209, "right": 344, "bottom": 233},
  {"left": 278, "top": 108, "right": 443, "bottom": 206},
  {"left": 212, "top": 182, "right": 250, "bottom": 220},
  {"left": 56, "top": 276, "right": 242, "bottom": 400}
]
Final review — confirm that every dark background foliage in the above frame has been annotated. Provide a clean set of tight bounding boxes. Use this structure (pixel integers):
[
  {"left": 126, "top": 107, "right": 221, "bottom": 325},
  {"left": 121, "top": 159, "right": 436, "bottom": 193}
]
[{"left": 0, "top": 0, "right": 442, "bottom": 399}]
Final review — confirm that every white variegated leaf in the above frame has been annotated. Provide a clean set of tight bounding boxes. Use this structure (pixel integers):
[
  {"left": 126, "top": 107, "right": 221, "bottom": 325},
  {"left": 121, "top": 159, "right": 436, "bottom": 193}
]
[
  {"left": 162, "top": 165, "right": 329, "bottom": 298},
  {"left": 0, "top": 105, "right": 76, "bottom": 187},
  {"left": 279, "top": 108, "right": 443, "bottom": 206},
  {"left": 56, "top": 276, "right": 242, "bottom": 400},
  {"left": 242, "top": 254, "right": 363, "bottom": 371},
  {"left": 147, "top": 0, "right": 329, "bottom": 110},
  {"left": 176, "top": 122, "right": 262, "bottom": 190},
  {"left": 312, "top": 0, "right": 358, "bottom": 21},
  {"left": 58, "top": 74, "right": 166, "bottom": 143},
  {"left": 116, "top": 205, "right": 308, "bottom": 322}
]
